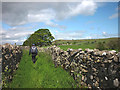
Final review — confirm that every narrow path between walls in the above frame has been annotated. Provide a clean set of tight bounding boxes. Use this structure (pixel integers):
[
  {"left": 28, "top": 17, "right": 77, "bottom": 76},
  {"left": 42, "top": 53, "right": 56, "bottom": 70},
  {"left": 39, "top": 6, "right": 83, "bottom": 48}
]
[{"left": 8, "top": 50, "right": 76, "bottom": 88}]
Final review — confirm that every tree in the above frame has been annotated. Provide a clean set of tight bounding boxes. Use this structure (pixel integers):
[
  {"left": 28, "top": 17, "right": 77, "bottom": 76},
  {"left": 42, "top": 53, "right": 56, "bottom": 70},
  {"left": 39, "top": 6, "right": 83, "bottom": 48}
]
[{"left": 23, "top": 29, "right": 55, "bottom": 47}]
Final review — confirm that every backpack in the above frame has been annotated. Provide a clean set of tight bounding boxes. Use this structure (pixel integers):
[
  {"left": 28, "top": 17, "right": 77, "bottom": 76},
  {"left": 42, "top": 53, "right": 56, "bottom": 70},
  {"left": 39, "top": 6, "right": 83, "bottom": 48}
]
[{"left": 31, "top": 46, "right": 37, "bottom": 54}]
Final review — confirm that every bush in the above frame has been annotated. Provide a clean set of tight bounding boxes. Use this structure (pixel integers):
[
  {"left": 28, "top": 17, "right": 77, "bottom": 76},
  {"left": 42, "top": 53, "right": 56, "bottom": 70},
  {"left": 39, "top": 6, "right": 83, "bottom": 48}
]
[
  {"left": 106, "top": 39, "right": 119, "bottom": 51},
  {"left": 96, "top": 42, "right": 106, "bottom": 50},
  {"left": 73, "top": 42, "right": 76, "bottom": 45},
  {"left": 103, "top": 41, "right": 106, "bottom": 44},
  {"left": 67, "top": 42, "right": 70, "bottom": 44},
  {"left": 91, "top": 42, "right": 94, "bottom": 44}
]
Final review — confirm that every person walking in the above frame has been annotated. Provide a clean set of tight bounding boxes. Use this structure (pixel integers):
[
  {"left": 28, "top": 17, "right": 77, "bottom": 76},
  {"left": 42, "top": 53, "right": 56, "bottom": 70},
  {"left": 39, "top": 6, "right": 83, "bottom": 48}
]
[{"left": 29, "top": 44, "right": 38, "bottom": 64}]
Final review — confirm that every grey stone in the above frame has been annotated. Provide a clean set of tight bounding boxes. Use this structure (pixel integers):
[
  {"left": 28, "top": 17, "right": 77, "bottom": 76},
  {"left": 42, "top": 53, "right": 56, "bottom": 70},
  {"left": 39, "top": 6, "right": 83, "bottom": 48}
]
[
  {"left": 113, "top": 56, "right": 118, "bottom": 62},
  {"left": 105, "top": 77, "right": 108, "bottom": 80},
  {"left": 113, "top": 78, "right": 119, "bottom": 87},
  {"left": 46, "top": 46, "right": 120, "bottom": 88},
  {"left": 90, "top": 75, "right": 93, "bottom": 80}
]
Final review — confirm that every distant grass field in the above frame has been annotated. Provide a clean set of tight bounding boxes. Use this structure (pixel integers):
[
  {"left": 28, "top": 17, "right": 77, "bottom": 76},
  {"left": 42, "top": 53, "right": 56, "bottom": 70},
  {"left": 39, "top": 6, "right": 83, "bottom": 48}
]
[
  {"left": 58, "top": 44, "right": 95, "bottom": 51},
  {"left": 53, "top": 37, "right": 118, "bottom": 45},
  {"left": 54, "top": 37, "right": 119, "bottom": 51},
  {"left": 6, "top": 50, "right": 76, "bottom": 88}
]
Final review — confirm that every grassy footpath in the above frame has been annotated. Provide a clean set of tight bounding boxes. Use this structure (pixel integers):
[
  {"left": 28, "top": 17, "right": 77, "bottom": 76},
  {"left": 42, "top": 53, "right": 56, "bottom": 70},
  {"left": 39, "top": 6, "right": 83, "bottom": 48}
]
[{"left": 8, "top": 50, "right": 75, "bottom": 88}]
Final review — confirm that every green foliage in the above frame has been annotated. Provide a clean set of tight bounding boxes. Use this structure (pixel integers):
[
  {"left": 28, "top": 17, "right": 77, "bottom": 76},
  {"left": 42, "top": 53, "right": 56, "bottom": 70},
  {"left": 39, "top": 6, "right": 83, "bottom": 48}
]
[
  {"left": 73, "top": 42, "right": 77, "bottom": 45},
  {"left": 96, "top": 39, "right": 119, "bottom": 51},
  {"left": 106, "top": 39, "right": 120, "bottom": 51},
  {"left": 96, "top": 42, "right": 106, "bottom": 50},
  {"left": 23, "top": 29, "right": 55, "bottom": 47},
  {"left": 67, "top": 42, "right": 70, "bottom": 44},
  {"left": 103, "top": 41, "right": 106, "bottom": 44},
  {"left": 8, "top": 50, "right": 75, "bottom": 88}
]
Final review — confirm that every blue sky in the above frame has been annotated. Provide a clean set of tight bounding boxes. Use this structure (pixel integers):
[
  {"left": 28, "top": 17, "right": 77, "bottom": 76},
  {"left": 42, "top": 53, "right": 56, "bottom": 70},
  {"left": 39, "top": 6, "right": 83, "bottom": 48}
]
[{"left": 1, "top": 1, "right": 119, "bottom": 45}]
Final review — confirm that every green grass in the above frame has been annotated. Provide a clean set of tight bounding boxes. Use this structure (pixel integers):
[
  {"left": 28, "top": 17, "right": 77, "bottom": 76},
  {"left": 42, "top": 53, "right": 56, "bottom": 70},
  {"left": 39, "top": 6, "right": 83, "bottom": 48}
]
[
  {"left": 54, "top": 38, "right": 109, "bottom": 51},
  {"left": 58, "top": 44, "right": 95, "bottom": 51},
  {"left": 8, "top": 50, "right": 76, "bottom": 88},
  {"left": 57, "top": 37, "right": 119, "bottom": 51},
  {"left": 58, "top": 44, "right": 118, "bottom": 52},
  {"left": 53, "top": 37, "right": 118, "bottom": 45}
]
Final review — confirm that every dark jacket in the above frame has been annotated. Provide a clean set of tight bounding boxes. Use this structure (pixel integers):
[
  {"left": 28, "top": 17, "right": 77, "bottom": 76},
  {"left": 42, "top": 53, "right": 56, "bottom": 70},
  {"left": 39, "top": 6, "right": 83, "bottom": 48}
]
[{"left": 29, "top": 46, "right": 38, "bottom": 56}]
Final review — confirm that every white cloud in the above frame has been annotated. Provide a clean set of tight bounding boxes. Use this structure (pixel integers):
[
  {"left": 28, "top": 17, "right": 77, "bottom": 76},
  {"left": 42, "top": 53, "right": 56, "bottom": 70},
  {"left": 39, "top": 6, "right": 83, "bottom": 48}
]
[
  {"left": 27, "top": 9, "right": 55, "bottom": 23},
  {"left": 14, "top": 32, "right": 34, "bottom": 37},
  {"left": 2, "top": 1, "right": 97, "bottom": 45},
  {"left": 85, "top": 36, "right": 92, "bottom": 39},
  {"left": 102, "top": 31, "right": 106, "bottom": 35},
  {"left": 3, "top": 1, "right": 97, "bottom": 27},
  {"left": 1, "top": 26, "right": 34, "bottom": 45},
  {"left": 0, "top": 29, "right": 6, "bottom": 35},
  {"left": 89, "top": 32, "right": 118, "bottom": 39},
  {"left": 5, "top": 35, "right": 10, "bottom": 38},
  {"left": 109, "top": 6, "right": 120, "bottom": 19},
  {"left": 55, "top": 1, "right": 97, "bottom": 20},
  {"left": 102, "top": 31, "right": 109, "bottom": 37},
  {"left": 2, "top": 40, "right": 23, "bottom": 45},
  {"left": 68, "top": 0, "right": 97, "bottom": 17},
  {"left": 109, "top": 13, "right": 118, "bottom": 19},
  {"left": 1, "top": 1, "right": 99, "bottom": 44},
  {"left": 54, "top": 31, "right": 84, "bottom": 40}
]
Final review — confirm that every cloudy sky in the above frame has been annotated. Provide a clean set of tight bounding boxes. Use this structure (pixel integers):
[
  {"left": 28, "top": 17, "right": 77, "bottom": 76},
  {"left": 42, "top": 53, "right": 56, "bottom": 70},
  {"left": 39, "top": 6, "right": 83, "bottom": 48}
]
[{"left": 1, "top": 0, "right": 119, "bottom": 45}]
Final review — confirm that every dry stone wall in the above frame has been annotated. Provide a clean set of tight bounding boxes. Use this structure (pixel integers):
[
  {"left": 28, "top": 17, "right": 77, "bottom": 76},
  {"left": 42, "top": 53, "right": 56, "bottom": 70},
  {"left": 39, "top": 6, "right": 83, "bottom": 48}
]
[
  {"left": 20, "top": 46, "right": 30, "bottom": 50},
  {"left": 2, "top": 44, "right": 119, "bottom": 88},
  {"left": 46, "top": 46, "right": 120, "bottom": 89},
  {"left": 2, "top": 43, "right": 22, "bottom": 86}
]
